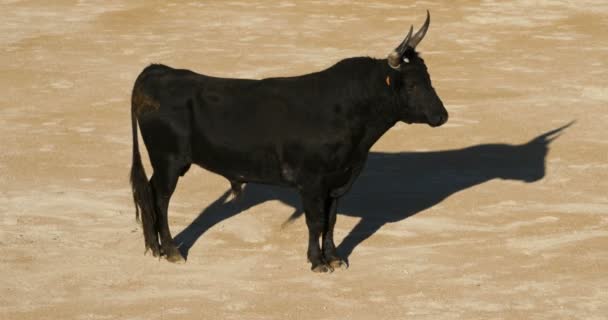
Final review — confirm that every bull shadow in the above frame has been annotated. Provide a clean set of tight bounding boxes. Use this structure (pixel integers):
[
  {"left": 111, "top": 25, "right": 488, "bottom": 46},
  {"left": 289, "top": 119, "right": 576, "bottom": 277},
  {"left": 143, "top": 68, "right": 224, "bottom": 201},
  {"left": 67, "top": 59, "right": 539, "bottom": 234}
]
[{"left": 174, "top": 123, "right": 573, "bottom": 261}]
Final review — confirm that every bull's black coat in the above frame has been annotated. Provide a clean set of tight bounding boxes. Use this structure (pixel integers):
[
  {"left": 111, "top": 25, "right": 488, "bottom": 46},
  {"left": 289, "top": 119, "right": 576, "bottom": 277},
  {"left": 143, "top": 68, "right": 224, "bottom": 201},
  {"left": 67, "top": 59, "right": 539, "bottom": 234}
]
[{"left": 130, "top": 13, "right": 448, "bottom": 272}]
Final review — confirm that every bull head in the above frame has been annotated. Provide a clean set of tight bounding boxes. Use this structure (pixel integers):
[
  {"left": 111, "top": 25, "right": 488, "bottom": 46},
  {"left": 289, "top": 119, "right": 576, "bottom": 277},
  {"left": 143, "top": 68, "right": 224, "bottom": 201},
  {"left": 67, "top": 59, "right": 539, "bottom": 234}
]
[
  {"left": 388, "top": 10, "right": 431, "bottom": 70},
  {"left": 384, "top": 11, "right": 447, "bottom": 127}
]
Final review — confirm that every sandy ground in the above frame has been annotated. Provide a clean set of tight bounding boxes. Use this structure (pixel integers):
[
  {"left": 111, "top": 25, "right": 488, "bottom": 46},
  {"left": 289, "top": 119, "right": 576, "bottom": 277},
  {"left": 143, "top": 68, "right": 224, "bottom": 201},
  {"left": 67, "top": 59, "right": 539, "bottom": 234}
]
[{"left": 1, "top": 1, "right": 607, "bottom": 319}]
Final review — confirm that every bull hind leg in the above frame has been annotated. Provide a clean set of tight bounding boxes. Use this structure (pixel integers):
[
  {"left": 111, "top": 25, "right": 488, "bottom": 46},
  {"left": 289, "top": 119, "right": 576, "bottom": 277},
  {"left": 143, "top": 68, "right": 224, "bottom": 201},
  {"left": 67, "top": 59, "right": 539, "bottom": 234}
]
[{"left": 149, "top": 159, "right": 188, "bottom": 263}]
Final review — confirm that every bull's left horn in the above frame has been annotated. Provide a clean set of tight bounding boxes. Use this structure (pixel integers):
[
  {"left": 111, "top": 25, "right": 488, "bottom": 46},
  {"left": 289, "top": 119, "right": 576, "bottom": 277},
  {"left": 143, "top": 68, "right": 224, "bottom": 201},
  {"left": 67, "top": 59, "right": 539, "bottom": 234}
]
[{"left": 407, "top": 10, "right": 430, "bottom": 49}]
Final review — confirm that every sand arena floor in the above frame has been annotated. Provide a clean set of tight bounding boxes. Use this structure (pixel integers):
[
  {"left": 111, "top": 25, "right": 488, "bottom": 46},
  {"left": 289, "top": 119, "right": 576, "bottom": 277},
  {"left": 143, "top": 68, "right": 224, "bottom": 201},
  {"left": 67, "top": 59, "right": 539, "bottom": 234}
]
[{"left": 1, "top": 1, "right": 607, "bottom": 319}]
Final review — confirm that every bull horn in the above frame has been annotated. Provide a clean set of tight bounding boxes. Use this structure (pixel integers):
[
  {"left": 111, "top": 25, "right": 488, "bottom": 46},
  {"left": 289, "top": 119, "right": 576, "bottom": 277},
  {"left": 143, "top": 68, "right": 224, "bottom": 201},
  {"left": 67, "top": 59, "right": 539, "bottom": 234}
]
[
  {"left": 408, "top": 10, "right": 430, "bottom": 49},
  {"left": 388, "top": 26, "right": 413, "bottom": 69}
]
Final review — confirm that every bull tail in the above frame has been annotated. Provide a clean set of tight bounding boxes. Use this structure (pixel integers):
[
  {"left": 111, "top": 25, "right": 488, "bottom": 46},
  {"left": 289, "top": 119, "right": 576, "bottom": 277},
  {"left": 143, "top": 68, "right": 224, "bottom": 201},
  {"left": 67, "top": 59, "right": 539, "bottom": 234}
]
[{"left": 130, "top": 89, "right": 161, "bottom": 256}]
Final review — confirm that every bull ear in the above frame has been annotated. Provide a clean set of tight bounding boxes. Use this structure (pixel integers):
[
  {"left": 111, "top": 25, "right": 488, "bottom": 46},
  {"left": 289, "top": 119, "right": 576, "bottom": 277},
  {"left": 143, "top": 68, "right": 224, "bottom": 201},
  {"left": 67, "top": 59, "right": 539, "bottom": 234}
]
[
  {"left": 388, "top": 26, "right": 413, "bottom": 70},
  {"left": 408, "top": 10, "right": 430, "bottom": 49}
]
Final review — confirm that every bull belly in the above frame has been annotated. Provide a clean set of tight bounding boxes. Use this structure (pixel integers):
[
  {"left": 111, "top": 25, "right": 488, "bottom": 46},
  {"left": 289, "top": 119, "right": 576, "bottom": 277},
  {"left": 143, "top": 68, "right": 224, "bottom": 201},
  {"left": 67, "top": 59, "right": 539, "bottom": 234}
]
[{"left": 191, "top": 147, "right": 288, "bottom": 185}]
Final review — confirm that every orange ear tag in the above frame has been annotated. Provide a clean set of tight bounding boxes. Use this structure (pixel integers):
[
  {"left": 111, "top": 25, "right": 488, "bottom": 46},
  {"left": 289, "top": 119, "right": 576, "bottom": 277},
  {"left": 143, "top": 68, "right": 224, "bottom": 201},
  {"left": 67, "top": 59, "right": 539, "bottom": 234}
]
[{"left": 385, "top": 76, "right": 391, "bottom": 87}]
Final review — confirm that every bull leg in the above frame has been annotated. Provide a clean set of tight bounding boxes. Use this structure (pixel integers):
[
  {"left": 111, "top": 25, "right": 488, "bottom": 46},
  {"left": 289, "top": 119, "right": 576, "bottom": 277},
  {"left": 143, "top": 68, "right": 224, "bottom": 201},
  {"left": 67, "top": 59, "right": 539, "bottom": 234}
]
[
  {"left": 322, "top": 197, "right": 347, "bottom": 270},
  {"left": 150, "top": 161, "right": 186, "bottom": 263},
  {"left": 301, "top": 191, "right": 331, "bottom": 273}
]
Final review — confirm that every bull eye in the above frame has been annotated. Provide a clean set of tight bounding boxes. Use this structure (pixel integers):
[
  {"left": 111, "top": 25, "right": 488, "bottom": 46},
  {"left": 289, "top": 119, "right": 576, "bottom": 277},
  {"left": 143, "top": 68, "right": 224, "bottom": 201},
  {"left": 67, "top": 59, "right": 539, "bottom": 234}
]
[{"left": 403, "top": 57, "right": 410, "bottom": 63}]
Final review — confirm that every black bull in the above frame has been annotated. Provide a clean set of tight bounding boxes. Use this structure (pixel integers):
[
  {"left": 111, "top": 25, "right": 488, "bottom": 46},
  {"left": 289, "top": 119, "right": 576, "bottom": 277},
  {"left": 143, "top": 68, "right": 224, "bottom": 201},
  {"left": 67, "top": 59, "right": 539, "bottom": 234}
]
[{"left": 130, "top": 12, "right": 449, "bottom": 272}]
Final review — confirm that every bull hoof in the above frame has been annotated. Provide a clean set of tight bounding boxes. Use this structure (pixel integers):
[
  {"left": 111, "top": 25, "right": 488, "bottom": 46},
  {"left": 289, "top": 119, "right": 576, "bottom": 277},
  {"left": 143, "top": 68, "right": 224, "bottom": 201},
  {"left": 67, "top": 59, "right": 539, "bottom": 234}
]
[
  {"left": 228, "top": 182, "right": 244, "bottom": 202},
  {"left": 163, "top": 246, "right": 186, "bottom": 264},
  {"left": 145, "top": 245, "right": 162, "bottom": 258},
  {"left": 311, "top": 264, "right": 332, "bottom": 273},
  {"left": 328, "top": 258, "right": 348, "bottom": 270},
  {"left": 166, "top": 252, "right": 186, "bottom": 264},
  {"left": 226, "top": 192, "right": 237, "bottom": 202}
]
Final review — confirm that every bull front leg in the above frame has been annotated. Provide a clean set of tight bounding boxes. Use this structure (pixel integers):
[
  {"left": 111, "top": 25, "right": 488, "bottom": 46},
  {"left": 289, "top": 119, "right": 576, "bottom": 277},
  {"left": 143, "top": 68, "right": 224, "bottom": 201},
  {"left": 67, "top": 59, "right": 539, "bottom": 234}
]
[
  {"left": 301, "top": 190, "right": 332, "bottom": 273},
  {"left": 322, "top": 196, "right": 347, "bottom": 270}
]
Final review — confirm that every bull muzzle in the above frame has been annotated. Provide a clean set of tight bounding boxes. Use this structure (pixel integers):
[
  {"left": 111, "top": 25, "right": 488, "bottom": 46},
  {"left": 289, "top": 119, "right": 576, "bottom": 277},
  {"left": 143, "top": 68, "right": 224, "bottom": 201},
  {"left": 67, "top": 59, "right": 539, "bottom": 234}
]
[{"left": 428, "top": 110, "right": 448, "bottom": 127}]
